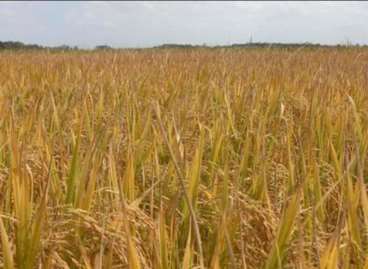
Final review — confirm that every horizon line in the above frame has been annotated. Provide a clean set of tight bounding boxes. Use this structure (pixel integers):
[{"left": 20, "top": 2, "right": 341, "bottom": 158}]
[{"left": 1, "top": 39, "right": 367, "bottom": 50}]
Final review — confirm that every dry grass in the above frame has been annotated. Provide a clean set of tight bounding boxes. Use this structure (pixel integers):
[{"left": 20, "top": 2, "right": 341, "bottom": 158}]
[{"left": 1, "top": 48, "right": 368, "bottom": 268}]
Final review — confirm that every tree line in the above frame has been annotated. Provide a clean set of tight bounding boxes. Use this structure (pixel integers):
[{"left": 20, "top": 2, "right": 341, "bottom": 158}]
[{"left": 1, "top": 40, "right": 366, "bottom": 51}]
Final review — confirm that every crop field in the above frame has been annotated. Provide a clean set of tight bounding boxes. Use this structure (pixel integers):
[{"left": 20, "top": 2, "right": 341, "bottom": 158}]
[{"left": 1, "top": 48, "right": 368, "bottom": 268}]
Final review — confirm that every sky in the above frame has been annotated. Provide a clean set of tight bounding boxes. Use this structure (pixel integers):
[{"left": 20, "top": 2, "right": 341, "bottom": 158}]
[{"left": 1, "top": 1, "right": 368, "bottom": 48}]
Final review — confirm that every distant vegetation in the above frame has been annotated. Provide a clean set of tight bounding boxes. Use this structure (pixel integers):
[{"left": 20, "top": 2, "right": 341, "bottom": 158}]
[
  {"left": 0, "top": 41, "right": 43, "bottom": 50},
  {"left": 95, "top": 45, "right": 114, "bottom": 50},
  {"left": 1, "top": 40, "right": 366, "bottom": 51},
  {"left": 154, "top": 42, "right": 367, "bottom": 50},
  {"left": 0, "top": 41, "right": 79, "bottom": 51}
]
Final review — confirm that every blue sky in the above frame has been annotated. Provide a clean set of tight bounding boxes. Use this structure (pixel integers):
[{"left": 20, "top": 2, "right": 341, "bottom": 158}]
[{"left": 1, "top": 1, "right": 368, "bottom": 48}]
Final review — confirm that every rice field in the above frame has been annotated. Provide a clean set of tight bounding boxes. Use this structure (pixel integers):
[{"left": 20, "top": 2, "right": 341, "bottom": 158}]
[{"left": 1, "top": 48, "right": 368, "bottom": 268}]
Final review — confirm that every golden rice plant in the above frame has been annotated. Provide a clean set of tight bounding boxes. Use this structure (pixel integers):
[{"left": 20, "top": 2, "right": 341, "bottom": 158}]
[{"left": 0, "top": 47, "right": 368, "bottom": 268}]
